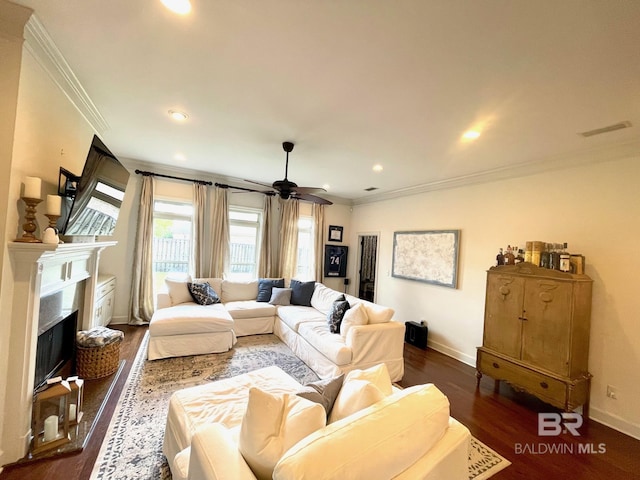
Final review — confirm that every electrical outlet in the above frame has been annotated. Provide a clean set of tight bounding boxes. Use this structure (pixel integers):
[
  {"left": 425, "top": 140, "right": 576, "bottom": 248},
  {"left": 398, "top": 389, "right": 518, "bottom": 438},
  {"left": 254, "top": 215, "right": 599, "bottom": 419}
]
[{"left": 606, "top": 385, "right": 618, "bottom": 399}]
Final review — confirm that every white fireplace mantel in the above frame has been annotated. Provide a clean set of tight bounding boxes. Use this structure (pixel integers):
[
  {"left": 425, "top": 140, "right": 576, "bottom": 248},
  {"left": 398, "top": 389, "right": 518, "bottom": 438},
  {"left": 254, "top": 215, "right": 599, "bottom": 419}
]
[{"left": 2, "top": 241, "right": 116, "bottom": 465}]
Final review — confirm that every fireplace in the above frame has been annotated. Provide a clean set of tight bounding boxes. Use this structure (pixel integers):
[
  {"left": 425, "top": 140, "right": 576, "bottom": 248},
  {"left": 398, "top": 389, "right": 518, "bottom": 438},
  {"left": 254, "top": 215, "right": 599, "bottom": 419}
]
[{"left": 34, "top": 283, "right": 85, "bottom": 390}]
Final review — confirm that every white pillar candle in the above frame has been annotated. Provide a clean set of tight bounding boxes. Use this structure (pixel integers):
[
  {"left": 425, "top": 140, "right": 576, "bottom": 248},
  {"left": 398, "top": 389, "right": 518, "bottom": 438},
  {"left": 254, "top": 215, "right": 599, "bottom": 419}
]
[
  {"left": 24, "top": 176, "right": 42, "bottom": 199},
  {"left": 69, "top": 404, "right": 77, "bottom": 422},
  {"left": 46, "top": 194, "right": 62, "bottom": 215},
  {"left": 43, "top": 415, "right": 58, "bottom": 442}
]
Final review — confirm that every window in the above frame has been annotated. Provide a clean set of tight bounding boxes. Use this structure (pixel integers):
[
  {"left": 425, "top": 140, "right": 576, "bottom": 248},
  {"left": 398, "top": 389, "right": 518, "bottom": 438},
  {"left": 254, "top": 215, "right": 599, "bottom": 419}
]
[
  {"left": 152, "top": 200, "right": 193, "bottom": 296},
  {"left": 296, "top": 216, "right": 314, "bottom": 281},
  {"left": 228, "top": 207, "right": 261, "bottom": 280}
]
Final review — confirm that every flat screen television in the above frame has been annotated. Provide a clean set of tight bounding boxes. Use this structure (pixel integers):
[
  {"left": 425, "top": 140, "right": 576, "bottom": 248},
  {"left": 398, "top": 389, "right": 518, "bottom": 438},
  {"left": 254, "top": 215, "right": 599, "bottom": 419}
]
[{"left": 57, "top": 135, "right": 130, "bottom": 237}]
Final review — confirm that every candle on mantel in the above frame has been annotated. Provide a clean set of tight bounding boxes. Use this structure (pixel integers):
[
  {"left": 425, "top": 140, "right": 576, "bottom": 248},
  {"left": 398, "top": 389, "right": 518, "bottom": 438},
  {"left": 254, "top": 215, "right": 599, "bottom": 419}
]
[
  {"left": 24, "top": 176, "right": 42, "bottom": 199},
  {"left": 46, "top": 194, "right": 62, "bottom": 215},
  {"left": 43, "top": 415, "right": 58, "bottom": 442}
]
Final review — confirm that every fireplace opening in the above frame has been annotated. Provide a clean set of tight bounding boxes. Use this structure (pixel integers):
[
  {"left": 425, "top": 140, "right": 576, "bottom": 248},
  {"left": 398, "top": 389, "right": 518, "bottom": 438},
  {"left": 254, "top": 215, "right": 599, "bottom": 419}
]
[{"left": 34, "top": 311, "right": 78, "bottom": 391}]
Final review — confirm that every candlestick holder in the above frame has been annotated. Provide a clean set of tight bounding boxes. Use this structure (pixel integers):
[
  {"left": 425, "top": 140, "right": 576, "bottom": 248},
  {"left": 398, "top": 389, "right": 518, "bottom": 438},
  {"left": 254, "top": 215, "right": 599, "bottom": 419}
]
[
  {"left": 15, "top": 197, "right": 43, "bottom": 243},
  {"left": 45, "top": 213, "right": 61, "bottom": 229}
]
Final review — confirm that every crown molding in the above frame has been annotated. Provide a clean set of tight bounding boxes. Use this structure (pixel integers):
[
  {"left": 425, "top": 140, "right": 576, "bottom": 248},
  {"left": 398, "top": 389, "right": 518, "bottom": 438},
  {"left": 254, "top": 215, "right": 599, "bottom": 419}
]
[
  {"left": 23, "top": 14, "right": 109, "bottom": 134},
  {"left": 352, "top": 139, "right": 640, "bottom": 206}
]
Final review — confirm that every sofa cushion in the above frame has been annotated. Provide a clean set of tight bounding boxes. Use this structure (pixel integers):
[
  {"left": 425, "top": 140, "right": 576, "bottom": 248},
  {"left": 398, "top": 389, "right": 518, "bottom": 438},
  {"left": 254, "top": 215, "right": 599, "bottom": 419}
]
[
  {"left": 346, "top": 294, "right": 394, "bottom": 324},
  {"left": 269, "top": 287, "right": 292, "bottom": 306},
  {"left": 221, "top": 280, "right": 259, "bottom": 303},
  {"left": 274, "top": 384, "right": 451, "bottom": 480},
  {"left": 310, "top": 283, "right": 345, "bottom": 315},
  {"left": 328, "top": 379, "right": 385, "bottom": 423},
  {"left": 187, "top": 282, "right": 221, "bottom": 305},
  {"left": 257, "top": 278, "right": 285, "bottom": 302},
  {"left": 340, "top": 302, "right": 368, "bottom": 338},
  {"left": 290, "top": 279, "right": 315, "bottom": 306},
  {"left": 149, "top": 304, "right": 233, "bottom": 336},
  {"left": 296, "top": 374, "right": 344, "bottom": 416},
  {"left": 238, "top": 387, "right": 326, "bottom": 480},
  {"left": 297, "top": 322, "right": 352, "bottom": 366},
  {"left": 277, "top": 306, "right": 326, "bottom": 332},
  {"left": 347, "top": 363, "right": 393, "bottom": 395},
  {"left": 327, "top": 296, "right": 349, "bottom": 334},
  {"left": 165, "top": 276, "right": 193, "bottom": 306},
  {"left": 224, "top": 300, "right": 276, "bottom": 320}
]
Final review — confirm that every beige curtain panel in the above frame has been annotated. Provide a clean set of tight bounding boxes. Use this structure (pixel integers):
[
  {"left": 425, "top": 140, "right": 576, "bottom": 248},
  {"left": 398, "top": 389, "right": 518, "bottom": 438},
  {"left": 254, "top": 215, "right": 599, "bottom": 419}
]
[
  {"left": 312, "top": 203, "right": 325, "bottom": 281},
  {"left": 208, "top": 186, "right": 230, "bottom": 278},
  {"left": 192, "top": 182, "right": 207, "bottom": 277},
  {"left": 278, "top": 197, "right": 299, "bottom": 281}
]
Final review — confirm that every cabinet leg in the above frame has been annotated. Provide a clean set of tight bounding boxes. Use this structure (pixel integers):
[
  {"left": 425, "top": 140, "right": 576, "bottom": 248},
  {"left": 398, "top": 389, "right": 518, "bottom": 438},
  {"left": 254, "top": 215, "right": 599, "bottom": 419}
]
[
  {"left": 494, "top": 379, "right": 500, "bottom": 393},
  {"left": 475, "top": 371, "right": 482, "bottom": 389}
]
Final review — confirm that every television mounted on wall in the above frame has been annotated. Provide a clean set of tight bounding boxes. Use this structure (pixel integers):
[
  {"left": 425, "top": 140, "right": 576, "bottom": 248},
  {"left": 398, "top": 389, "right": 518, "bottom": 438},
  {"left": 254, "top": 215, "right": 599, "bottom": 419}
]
[{"left": 57, "top": 135, "right": 130, "bottom": 238}]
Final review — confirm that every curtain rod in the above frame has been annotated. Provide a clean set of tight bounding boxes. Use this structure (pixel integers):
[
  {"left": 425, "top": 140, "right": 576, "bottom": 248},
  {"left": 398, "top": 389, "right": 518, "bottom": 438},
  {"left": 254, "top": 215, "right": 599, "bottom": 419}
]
[{"left": 134, "top": 169, "right": 213, "bottom": 186}]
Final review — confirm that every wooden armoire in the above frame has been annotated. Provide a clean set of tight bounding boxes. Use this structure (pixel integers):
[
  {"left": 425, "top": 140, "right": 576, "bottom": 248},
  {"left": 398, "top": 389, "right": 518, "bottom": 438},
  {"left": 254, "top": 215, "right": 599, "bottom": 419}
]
[{"left": 476, "top": 263, "right": 592, "bottom": 414}]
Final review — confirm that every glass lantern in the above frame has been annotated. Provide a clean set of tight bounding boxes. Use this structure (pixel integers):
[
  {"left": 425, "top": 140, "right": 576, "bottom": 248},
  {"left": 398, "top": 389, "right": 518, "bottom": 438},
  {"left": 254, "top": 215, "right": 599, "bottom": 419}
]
[
  {"left": 66, "top": 376, "right": 84, "bottom": 425},
  {"left": 31, "top": 381, "right": 72, "bottom": 455}
]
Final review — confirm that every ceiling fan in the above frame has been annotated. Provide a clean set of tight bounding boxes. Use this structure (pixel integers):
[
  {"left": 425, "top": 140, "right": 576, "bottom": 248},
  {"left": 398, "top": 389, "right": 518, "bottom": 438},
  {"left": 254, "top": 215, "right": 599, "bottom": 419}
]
[{"left": 242, "top": 142, "right": 332, "bottom": 205}]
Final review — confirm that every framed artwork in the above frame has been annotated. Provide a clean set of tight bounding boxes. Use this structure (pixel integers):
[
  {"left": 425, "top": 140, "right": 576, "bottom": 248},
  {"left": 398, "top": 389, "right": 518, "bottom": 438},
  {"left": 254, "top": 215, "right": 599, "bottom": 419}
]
[
  {"left": 324, "top": 245, "right": 348, "bottom": 277},
  {"left": 392, "top": 230, "right": 460, "bottom": 288},
  {"left": 328, "top": 225, "right": 343, "bottom": 242}
]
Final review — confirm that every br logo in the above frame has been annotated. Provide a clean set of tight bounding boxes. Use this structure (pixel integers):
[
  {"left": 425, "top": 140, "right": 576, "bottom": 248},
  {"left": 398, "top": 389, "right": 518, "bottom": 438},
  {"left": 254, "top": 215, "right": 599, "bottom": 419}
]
[{"left": 538, "top": 413, "right": 583, "bottom": 436}]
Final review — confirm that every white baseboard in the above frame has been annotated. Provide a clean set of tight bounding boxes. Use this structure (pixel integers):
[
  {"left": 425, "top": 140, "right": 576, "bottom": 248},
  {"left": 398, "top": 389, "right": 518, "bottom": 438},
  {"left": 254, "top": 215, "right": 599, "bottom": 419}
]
[
  {"left": 589, "top": 406, "right": 640, "bottom": 441},
  {"left": 109, "top": 315, "right": 129, "bottom": 325},
  {"left": 427, "top": 339, "right": 476, "bottom": 367}
]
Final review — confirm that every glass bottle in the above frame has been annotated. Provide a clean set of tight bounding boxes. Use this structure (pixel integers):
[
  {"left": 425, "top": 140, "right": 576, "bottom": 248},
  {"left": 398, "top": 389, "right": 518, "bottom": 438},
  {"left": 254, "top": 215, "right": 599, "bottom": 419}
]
[
  {"left": 504, "top": 245, "right": 515, "bottom": 265},
  {"left": 560, "top": 242, "right": 571, "bottom": 272},
  {"left": 496, "top": 248, "right": 505, "bottom": 266}
]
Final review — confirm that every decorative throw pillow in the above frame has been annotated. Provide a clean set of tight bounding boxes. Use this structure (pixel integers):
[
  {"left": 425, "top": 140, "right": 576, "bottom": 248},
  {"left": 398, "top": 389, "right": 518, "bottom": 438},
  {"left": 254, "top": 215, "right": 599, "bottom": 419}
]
[
  {"left": 257, "top": 278, "right": 285, "bottom": 302},
  {"left": 344, "top": 363, "right": 393, "bottom": 396},
  {"left": 328, "top": 379, "right": 386, "bottom": 423},
  {"left": 164, "top": 276, "right": 193, "bottom": 305},
  {"left": 269, "top": 287, "right": 292, "bottom": 306},
  {"left": 327, "top": 295, "right": 350, "bottom": 334},
  {"left": 187, "top": 282, "right": 220, "bottom": 305},
  {"left": 296, "top": 374, "right": 344, "bottom": 416},
  {"left": 290, "top": 279, "right": 315, "bottom": 306},
  {"left": 340, "top": 302, "right": 368, "bottom": 338},
  {"left": 238, "top": 387, "right": 326, "bottom": 480}
]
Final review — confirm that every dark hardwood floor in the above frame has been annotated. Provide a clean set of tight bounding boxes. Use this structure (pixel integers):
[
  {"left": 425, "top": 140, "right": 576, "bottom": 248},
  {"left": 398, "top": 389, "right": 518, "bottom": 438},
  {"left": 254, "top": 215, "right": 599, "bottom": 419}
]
[{"left": 2, "top": 329, "right": 639, "bottom": 479}]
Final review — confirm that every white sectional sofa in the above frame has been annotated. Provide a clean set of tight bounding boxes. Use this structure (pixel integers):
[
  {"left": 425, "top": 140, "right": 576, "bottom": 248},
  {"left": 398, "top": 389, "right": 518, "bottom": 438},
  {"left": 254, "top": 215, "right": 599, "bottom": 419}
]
[
  {"left": 149, "top": 277, "right": 405, "bottom": 382},
  {"left": 163, "top": 365, "right": 471, "bottom": 480}
]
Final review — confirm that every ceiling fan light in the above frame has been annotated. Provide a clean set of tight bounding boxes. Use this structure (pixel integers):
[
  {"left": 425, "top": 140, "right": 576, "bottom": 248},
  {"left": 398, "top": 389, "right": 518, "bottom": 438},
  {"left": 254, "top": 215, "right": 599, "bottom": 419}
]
[
  {"left": 161, "top": 0, "right": 191, "bottom": 15},
  {"left": 168, "top": 110, "right": 188, "bottom": 121}
]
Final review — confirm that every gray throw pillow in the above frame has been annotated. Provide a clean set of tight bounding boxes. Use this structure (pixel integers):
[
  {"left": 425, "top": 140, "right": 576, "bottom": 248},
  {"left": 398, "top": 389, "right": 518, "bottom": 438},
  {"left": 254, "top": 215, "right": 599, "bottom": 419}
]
[
  {"left": 297, "top": 374, "right": 345, "bottom": 416},
  {"left": 269, "top": 287, "right": 292, "bottom": 306},
  {"left": 187, "top": 282, "right": 220, "bottom": 305},
  {"left": 257, "top": 278, "right": 285, "bottom": 302},
  {"left": 290, "top": 279, "right": 315, "bottom": 306},
  {"left": 327, "top": 296, "right": 349, "bottom": 333}
]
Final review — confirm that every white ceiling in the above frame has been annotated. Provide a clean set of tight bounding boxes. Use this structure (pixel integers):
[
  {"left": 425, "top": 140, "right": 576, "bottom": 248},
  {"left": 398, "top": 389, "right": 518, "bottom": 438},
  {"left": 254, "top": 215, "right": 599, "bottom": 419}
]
[{"left": 13, "top": 0, "right": 640, "bottom": 203}]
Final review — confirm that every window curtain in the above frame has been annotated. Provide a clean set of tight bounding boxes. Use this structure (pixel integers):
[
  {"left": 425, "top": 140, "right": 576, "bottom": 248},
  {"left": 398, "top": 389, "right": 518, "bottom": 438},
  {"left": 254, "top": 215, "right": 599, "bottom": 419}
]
[
  {"left": 278, "top": 197, "right": 299, "bottom": 281},
  {"left": 192, "top": 182, "right": 206, "bottom": 277},
  {"left": 312, "top": 203, "right": 325, "bottom": 281},
  {"left": 129, "top": 175, "right": 155, "bottom": 325},
  {"left": 207, "top": 185, "right": 229, "bottom": 278},
  {"left": 258, "top": 195, "right": 276, "bottom": 277}
]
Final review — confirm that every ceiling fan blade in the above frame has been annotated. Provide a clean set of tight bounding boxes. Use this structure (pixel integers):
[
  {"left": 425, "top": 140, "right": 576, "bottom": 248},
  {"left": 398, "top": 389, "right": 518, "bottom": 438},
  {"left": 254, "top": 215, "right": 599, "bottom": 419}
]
[
  {"left": 290, "top": 186, "right": 327, "bottom": 194},
  {"left": 244, "top": 179, "right": 274, "bottom": 189},
  {"left": 292, "top": 192, "right": 333, "bottom": 205}
]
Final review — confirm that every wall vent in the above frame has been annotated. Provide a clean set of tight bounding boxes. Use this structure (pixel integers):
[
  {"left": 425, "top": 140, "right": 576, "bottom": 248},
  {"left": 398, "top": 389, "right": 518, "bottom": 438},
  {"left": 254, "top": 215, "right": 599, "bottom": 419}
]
[
  {"left": 579, "top": 121, "right": 632, "bottom": 137},
  {"left": 364, "top": 187, "right": 379, "bottom": 192}
]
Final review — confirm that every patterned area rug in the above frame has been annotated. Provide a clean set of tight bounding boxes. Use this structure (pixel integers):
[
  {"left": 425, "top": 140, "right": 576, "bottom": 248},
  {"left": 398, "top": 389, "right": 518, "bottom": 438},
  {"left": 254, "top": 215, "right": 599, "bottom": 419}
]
[{"left": 91, "top": 332, "right": 510, "bottom": 480}]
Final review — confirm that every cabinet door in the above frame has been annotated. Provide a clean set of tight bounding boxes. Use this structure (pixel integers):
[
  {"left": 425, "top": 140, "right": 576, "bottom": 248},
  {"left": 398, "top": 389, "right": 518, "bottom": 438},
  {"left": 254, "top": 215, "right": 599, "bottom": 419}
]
[
  {"left": 521, "top": 279, "right": 572, "bottom": 375},
  {"left": 484, "top": 273, "right": 524, "bottom": 359}
]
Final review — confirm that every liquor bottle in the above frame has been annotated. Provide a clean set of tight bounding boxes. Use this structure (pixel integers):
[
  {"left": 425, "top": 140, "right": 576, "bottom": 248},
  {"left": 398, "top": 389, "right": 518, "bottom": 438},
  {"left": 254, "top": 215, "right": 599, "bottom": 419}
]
[
  {"left": 560, "top": 242, "right": 571, "bottom": 272},
  {"left": 549, "top": 243, "right": 561, "bottom": 270},
  {"left": 540, "top": 243, "right": 551, "bottom": 268},
  {"left": 504, "top": 245, "right": 515, "bottom": 265},
  {"left": 496, "top": 248, "right": 505, "bottom": 266},
  {"left": 515, "top": 248, "right": 525, "bottom": 264}
]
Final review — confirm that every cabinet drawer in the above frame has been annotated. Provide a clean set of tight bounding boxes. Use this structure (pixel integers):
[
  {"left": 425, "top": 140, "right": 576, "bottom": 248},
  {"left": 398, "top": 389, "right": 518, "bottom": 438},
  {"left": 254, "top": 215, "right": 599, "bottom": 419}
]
[
  {"left": 478, "top": 351, "right": 567, "bottom": 407},
  {"left": 96, "top": 277, "right": 116, "bottom": 299}
]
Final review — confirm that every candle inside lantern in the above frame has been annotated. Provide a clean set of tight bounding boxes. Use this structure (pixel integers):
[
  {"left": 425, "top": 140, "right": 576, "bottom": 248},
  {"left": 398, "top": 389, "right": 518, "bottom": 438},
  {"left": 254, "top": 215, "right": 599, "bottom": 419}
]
[
  {"left": 69, "top": 404, "right": 77, "bottom": 422},
  {"left": 24, "top": 176, "right": 42, "bottom": 199},
  {"left": 43, "top": 415, "right": 58, "bottom": 442},
  {"left": 46, "top": 194, "right": 62, "bottom": 215}
]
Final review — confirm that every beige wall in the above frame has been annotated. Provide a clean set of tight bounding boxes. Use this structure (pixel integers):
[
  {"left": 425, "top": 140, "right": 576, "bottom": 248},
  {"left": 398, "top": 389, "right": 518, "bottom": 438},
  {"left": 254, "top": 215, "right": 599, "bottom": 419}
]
[{"left": 349, "top": 155, "right": 640, "bottom": 438}]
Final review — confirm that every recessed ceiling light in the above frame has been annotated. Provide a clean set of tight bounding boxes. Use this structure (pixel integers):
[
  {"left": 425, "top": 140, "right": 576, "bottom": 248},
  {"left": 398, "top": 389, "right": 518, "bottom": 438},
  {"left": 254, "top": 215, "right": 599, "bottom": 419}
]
[
  {"left": 168, "top": 110, "right": 188, "bottom": 121},
  {"left": 174, "top": 153, "right": 186, "bottom": 162},
  {"left": 161, "top": 0, "right": 191, "bottom": 15},
  {"left": 462, "top": 130, "right": 481, "bottom": 141},
  {"left": 372, "top": 164, "right": 383, "bottom": 172}
]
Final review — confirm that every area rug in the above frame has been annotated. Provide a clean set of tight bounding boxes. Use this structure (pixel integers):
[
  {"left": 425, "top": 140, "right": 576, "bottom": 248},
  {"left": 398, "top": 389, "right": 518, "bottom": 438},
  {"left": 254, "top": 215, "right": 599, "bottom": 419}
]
[{"left": 91, "top": 332, "right": 510, "bottom": 480}]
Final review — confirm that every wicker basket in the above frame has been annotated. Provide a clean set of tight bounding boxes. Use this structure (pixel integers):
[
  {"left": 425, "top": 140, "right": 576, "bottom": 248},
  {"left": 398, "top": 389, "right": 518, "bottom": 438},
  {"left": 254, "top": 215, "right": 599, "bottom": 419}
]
[{"left": 76, "top": 339, "right": 121, "bottom": 379}]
